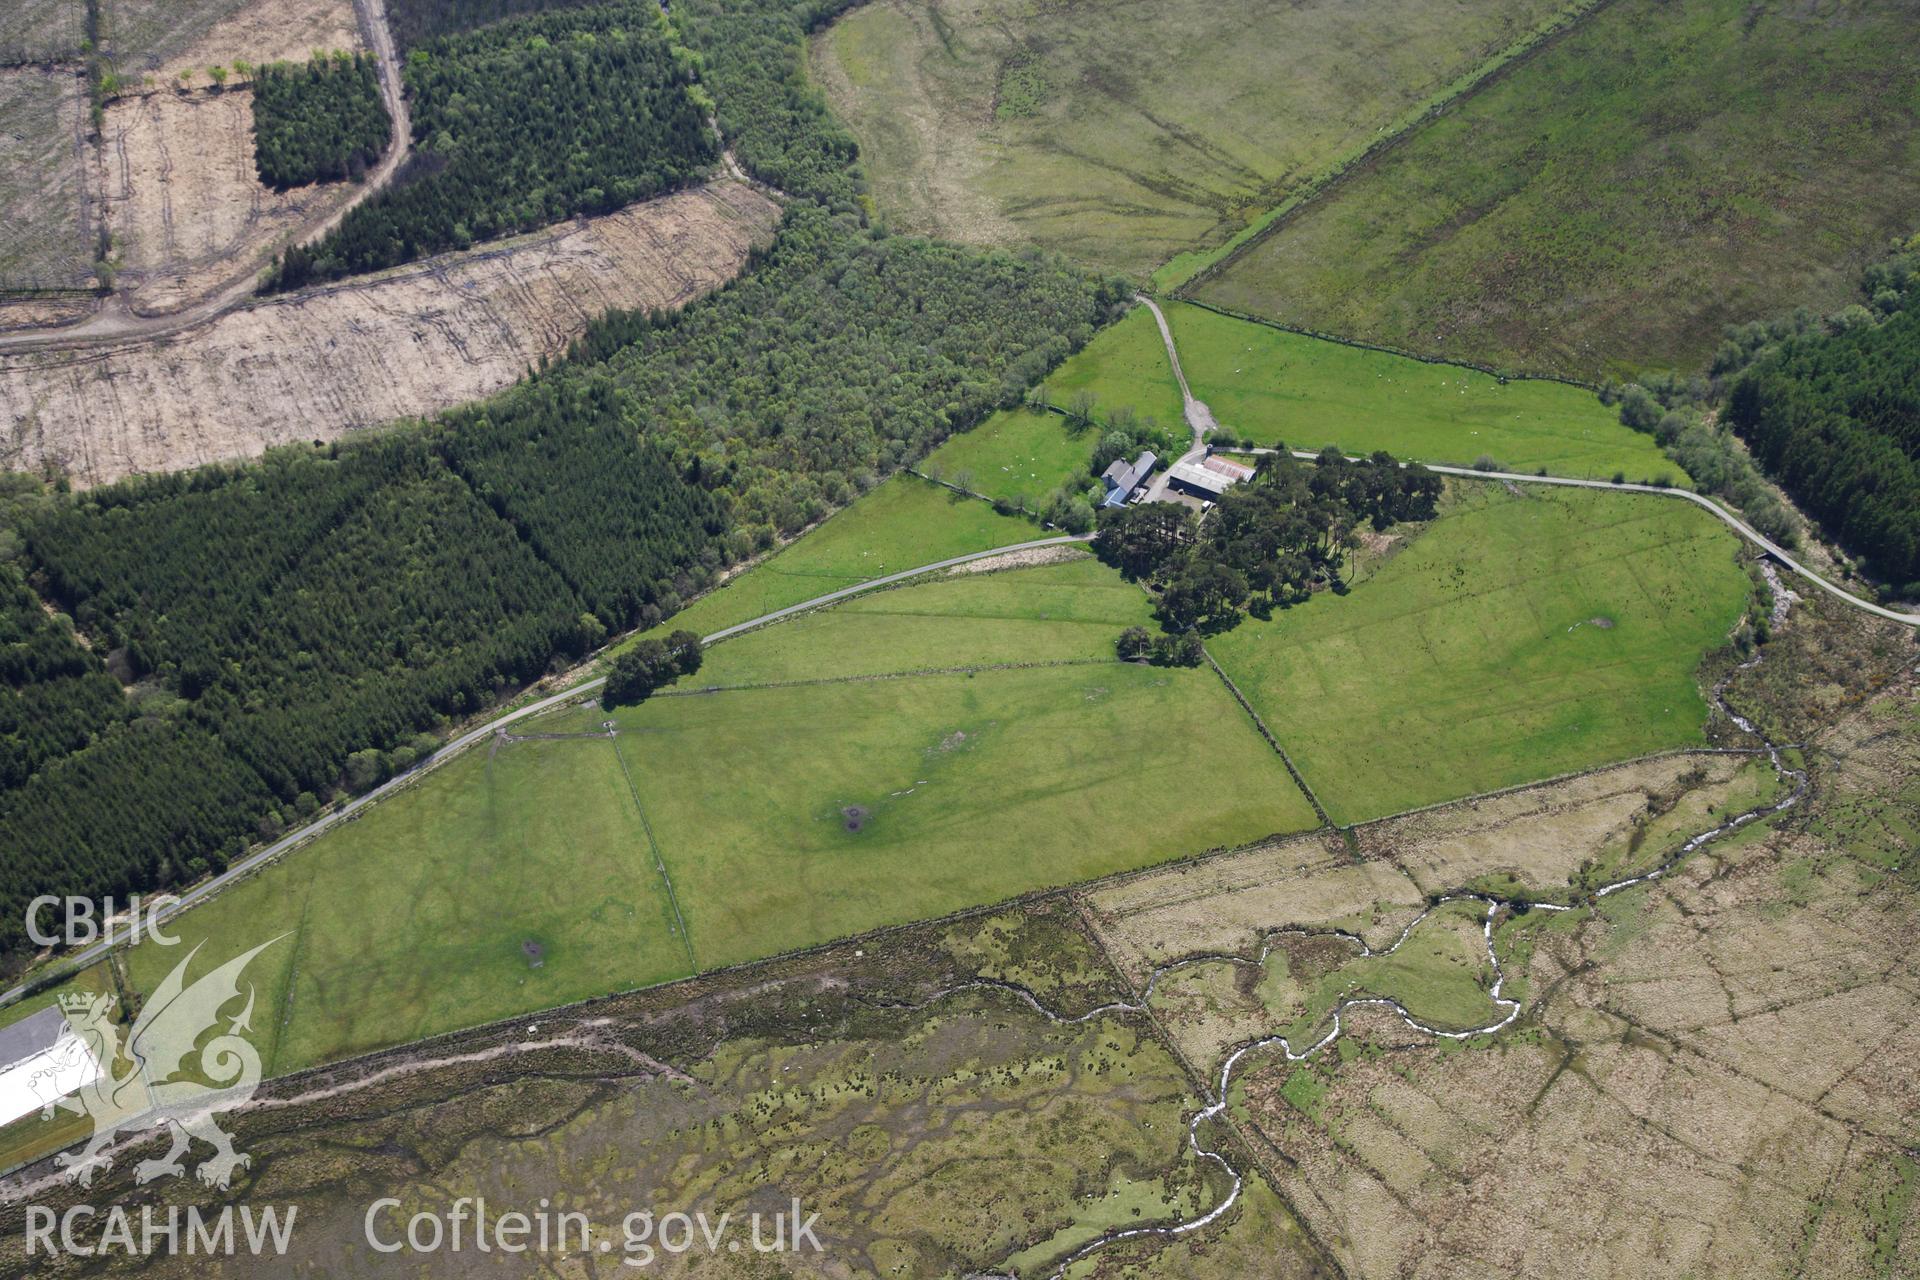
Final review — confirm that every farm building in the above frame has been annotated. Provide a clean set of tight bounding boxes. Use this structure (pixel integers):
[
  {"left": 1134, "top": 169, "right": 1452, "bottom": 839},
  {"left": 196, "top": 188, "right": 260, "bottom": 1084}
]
[
  {"left": 1100, "top": 451, "right": 1158, "bottom": 507},
  {"left": 0, "top": 1005, "right": 102, "bottom": 1127},
  {"left": 1165, "top": 452, "right": 1255, "bottom": 501}
]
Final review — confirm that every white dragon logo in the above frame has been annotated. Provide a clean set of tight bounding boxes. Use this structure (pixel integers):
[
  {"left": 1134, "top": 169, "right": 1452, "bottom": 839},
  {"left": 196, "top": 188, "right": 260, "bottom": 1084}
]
[{"left": 44, "top": 938, "right": 279, "bottom": 1189}]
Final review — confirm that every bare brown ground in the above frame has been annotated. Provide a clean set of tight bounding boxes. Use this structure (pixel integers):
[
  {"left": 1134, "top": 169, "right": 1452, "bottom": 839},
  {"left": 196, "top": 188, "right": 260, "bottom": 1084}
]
[
  {"left": 1359, "top": 750, "right": 1757, "bottom": 896},
  {"left": 152, "top": 0, "right": 362, "bottom": 86},
  {"left": 1227, "top": 679, "right": 1920, "bottom": 1279},
  {"left": 0, "top": 296, "right": 95, "bottom": 333},
  {"left": 0, "top": 68, "right": 91, "bottom": 290},
  {"left": 945, "top": 542, "right": 1088, "bottom": 575},
  {"left": 1084, "top": 831, "right": 1427, "bottom": 981},
  {"left": 0, "top": 181, "right": 781, "bottom": 485},
  {"left": 94, "top": 88, "right": 357, "bottom": 313}
]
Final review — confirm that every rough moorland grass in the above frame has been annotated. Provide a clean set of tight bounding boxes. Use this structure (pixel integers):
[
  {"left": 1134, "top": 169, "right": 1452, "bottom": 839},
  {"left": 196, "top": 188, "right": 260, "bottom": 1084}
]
[
  {"left": 624, "top": 474, "right": 1041, "bottom": 649},
  {"left": 1193, "top": 0, "right": 1920, "bottom": 378},
  {"left": 125, "top": 737, "right": 688, "bottom": 1074},
  {"left": 1263, "top": 898, "right": 1500, "bottom": 1042},
  {"left": 1208, "top": 483, "right": 1750, "bottom": 826},
  {"left": 693, "top": 552, "right": 1146, "bottom": 686},
  {"left": 614, "top": 661, "right": 1317, "bottom": 971},
  {"left": 1168, "top": 302, "right": 1680, "bottom": 483},
  {"left": 811, "top": 0, "right": 1570, "bottom": 279}
]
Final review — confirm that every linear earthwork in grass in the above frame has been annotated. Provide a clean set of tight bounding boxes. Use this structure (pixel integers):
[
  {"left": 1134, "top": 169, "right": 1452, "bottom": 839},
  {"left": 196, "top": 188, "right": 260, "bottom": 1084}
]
[
  {"left": 124, "top": 559, "right": 1314, "bottom": 1070},
  {"left": 1206, "top": 483, "right": 1751, "bottom": 826}
]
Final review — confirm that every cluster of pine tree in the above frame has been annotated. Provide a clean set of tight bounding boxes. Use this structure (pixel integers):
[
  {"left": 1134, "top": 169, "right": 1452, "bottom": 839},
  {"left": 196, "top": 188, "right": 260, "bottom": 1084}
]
[
  {"left": 251, "top": 52, "right": 392, "bottom": 189},
  {"left": 1095, "top": 449, "right": 1442, "bottom": 633},
  {"left": 266, "top": 2, "right": 713, "bottom": 290},
  {"left": 0, "top": 559, "right": 124, "bottom": 794},
  {"left": 1726, "top": 306, "right": 1920, "bottom": 593}
]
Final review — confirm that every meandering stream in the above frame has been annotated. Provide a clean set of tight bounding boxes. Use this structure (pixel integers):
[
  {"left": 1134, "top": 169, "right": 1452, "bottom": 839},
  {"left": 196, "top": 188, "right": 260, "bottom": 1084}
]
[{"left": 964, "top": 643, "right": 1806, "bottom": 1279}]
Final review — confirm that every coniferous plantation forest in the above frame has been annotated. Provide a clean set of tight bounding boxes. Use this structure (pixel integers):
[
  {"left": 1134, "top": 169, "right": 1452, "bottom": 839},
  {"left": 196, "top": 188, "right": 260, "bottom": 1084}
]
[
  {"left": 267, "top": 2, "right": 715, "bottom": 289},
  {"left": 0, "top": 208, "right": 1117, "bottom": 962},
  {"left": 6, "top": 0, "right": 1920, "bottom": 1272},
  {"left": 1723, "top": 253, "right": 1920, "bottom": 591},
  {"left": 250, "top": 52, "right": 391, "bottom": 190}
]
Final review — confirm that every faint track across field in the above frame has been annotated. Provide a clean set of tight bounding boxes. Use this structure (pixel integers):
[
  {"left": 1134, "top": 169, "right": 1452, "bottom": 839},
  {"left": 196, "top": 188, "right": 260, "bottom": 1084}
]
[{"left": 0, "top": 533, "right": 1093, "bottom": 1009}]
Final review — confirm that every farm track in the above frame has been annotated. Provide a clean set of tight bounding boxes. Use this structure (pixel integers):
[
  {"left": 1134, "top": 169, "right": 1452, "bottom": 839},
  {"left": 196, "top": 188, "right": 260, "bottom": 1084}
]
[
  {"left": 1137, "top": 299, "right": 1920, "bottom": 628},
  {"left": 0, "top": 532, "right": 1093, "bottom": 1010}
]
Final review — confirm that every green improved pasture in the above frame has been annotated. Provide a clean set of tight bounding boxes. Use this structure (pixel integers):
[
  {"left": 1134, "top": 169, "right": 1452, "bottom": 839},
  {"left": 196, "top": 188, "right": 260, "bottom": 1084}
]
[
  {"left": 125, "top": 736, "right": 689, "bottom": 1073},
  {"left": 625, "top": 474, "right": 1040, "bottom": 648},
  {"left": 811, "top": 0, "right": 1573, "bottom": 279},
  {"left": 1166, "top": 303, "right": 1679, "bottom": 482},
  {"left": 1193, "top": 0, "right": 1920, "bottom": 377},
  {"left": 921, "top": 407, "right": 1097, "bottom": 510},
  {"left": 614, "top": 660, "right": 1316, "bottom": 971},
  {"left": 1207, "top": 483, "right": 1750, "bottom": 825},
  {"left": 123, "top": 560, "right": 1311, "bottom": 1070},
  {"left": 693, "top": 552, "right": 1147, "bottom": 686},
  {"left": 1039, "top": 303, "right": 1185, "bottom": 428}
]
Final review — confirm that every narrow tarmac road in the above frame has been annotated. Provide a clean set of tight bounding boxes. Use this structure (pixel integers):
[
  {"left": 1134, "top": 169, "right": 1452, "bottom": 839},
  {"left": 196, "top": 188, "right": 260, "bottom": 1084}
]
[
  {"left": 0, "top": 533, "right": 1093, "bottom": 1006},
  {"left": 1134, "top": 298, "right": 1919, "bottom": 628}
]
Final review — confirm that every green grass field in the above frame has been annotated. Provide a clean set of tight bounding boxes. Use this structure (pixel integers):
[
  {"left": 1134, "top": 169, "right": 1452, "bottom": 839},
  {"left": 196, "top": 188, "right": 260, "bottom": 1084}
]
[
  {"left": 1207, "top": 483, "right": 1751, "bottom": 825},
  {"left": 811, "top": 0, "right": 1572, "bottom": 279},
  {"left": 624, "top": 474, "right": 1041, "bottom": 649},
  {"left": 922, "top": 305, "right": 1186, "bottom": 506},
  {"left": 1040, "top": 304, "right": 1185, "bottom": 427},
  {"left": 123, "top": 559, "right": 1311, "bottom": 1070},
  {"left": 1191, "top": 0, "right": 1920, "bottom": 377},
  {"left": 614, "top": 660, "right": 1314, "bottom": 971},
  {"left": 693, "top": 552, "right": 1146, "bottom": 686},
  {"left": 125, "top": 736, "right": 690, "bottom": 1073},
  {"left": 921, "top": 407, "right": 1099, "bottom": 509},
  {"left": 1167, "top": 303, "right": 1680, "bottom": 482}
]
